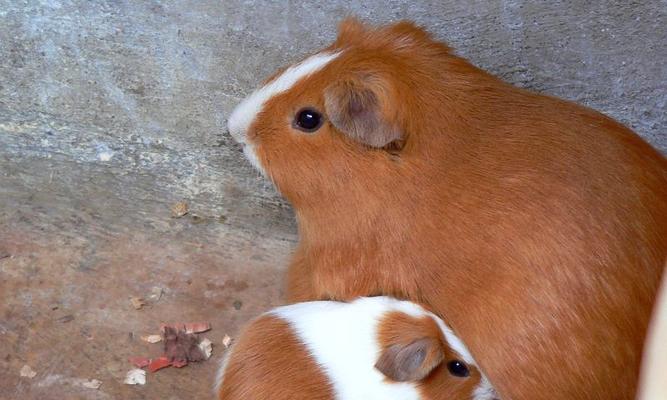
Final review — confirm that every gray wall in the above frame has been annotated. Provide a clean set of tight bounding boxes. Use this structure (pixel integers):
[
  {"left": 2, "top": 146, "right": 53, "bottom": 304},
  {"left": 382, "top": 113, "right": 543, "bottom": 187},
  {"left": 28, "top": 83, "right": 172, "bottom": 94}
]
[
  {"left": 0, "top": 3, "right": 665, "bottom": 398},
  {"left": 1, "top": 0, "right": 665, "bottom": 252}
]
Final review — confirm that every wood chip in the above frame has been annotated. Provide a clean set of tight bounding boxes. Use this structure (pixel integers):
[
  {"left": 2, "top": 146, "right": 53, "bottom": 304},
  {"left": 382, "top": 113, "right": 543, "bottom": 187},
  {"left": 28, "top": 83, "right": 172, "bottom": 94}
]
[
  {"left": 187, "top": 322, "right": 211, "bottom": 334},
  {"left": 130, "top": 297, "right": 145, "bottom": 310},
  {"left": 198, "top": 338, "right": 213, "bottom": 360},
  {"left": 141, "top": 334, "right": 162, "bottom": 344},
  {"left": 163, "top": 326, "right": 205, "bottom": 364},
  {"left": 56, "top": 314, "right": 75, "bottom": 323},
  {"left": 20, "top": 365, "right": 37, "bottom": 378},
  {"left": 124, "top": 369, "right": 146, "bottom": 385},
  {"left": 82, "top": 379, "right": 102, "bottom": 389},
  {"left": 147, "top": 356, "right": 171, "bottom": 372},
  {"left": 222, "top": 335, "right": 232, "bottom": 348},
  {"left": 160, "top": 322, "right": 211, "bottom": 334},
  {"left": 171, "top": 201, "right": 189, "bottom": 218}
]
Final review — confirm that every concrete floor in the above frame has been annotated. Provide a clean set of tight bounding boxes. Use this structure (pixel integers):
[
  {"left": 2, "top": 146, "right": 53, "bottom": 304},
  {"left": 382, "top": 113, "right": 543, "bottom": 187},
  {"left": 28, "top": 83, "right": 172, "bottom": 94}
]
[{"left": 0, "top": 1, "right": 665, "bottom": 399}]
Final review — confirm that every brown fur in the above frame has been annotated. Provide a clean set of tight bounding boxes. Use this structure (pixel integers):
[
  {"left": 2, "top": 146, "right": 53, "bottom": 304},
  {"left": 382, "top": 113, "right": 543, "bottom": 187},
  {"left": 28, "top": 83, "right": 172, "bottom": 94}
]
[
  {"left": 376, "top": 312, "right": 447, "bottom": 382},
  {"left": 376, "top": 311, "right": 485, "bottom": 399},
  {"left": 217, "top": 314, "right": 333, "bottom": 400},
  {"left": 243, "top": 18, "right": 667, "bottom": 399}
]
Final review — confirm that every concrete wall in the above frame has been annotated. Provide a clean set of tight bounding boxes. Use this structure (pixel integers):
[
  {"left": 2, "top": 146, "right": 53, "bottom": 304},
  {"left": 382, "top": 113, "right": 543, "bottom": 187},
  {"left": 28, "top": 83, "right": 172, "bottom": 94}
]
[
  {"left": 2, "top": 0, "right": 665, "bottom": 241},
  {"left": 2, "top": 2, "right": 665, "bottom": 236}
]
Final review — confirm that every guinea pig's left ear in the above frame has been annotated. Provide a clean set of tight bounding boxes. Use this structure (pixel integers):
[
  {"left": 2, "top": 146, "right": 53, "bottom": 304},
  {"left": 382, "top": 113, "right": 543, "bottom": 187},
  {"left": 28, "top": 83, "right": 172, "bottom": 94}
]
[
  {"left": 324, "top": 74, "right": 403, "bottom": 149},
  {"left": 375, "top": 337, "right": 445, "bottom": 382}
]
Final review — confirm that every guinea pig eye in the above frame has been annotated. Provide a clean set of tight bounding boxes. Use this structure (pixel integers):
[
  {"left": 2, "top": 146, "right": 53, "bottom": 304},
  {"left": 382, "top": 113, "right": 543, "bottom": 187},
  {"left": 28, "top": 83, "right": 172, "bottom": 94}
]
[
  {"left": 293, "top": 108, "right": 323, "bottom": 133},
  {"left": 446, "top": 360, "right": 470, "bottom": 378}
]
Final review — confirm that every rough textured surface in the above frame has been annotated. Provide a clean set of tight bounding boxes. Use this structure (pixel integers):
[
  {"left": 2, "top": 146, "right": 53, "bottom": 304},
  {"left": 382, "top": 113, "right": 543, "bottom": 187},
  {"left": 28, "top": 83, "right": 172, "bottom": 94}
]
[{"left": 0, "top": 1, "right": 665, "bottom": 399}]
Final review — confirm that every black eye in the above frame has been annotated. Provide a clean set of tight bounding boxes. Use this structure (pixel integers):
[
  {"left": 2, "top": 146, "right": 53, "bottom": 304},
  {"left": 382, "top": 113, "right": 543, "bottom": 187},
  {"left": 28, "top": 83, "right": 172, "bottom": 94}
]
[
  {"left": 446, "top": 360, "right": 470, "bottom": 377},
  {"left": 294, "top": 108, "right": 323, "bottom": 132}
]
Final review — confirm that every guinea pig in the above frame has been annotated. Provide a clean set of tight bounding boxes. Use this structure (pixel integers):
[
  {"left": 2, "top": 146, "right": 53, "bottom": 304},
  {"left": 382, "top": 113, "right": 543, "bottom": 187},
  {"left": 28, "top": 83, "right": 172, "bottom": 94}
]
[
  {"left": 216, "top": 296, "right": 497, "bottom": 400},
  {"left": 226, "top": 18, "right": 667, "bottom": 400}
]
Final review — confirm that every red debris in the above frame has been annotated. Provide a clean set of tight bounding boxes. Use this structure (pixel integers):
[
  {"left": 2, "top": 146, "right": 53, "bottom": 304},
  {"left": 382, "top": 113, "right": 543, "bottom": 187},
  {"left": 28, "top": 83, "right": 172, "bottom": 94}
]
[
  {"left": 160, "top": 322, "right": 211, "bottom": 334},
  {"left": 186, "top": 322, "right": 211, "bottom": 334},
  {"left": 128, "top": 322, "right": 213, "bottom": 375},
  {"left": 128, "top": 357, "right": 151, "bottom": 368},
  {"left": 163, "top": 326, "right": 205, "bottom": 365},
  {"left": 147, "top": 357, "right": 172, "bottom": 373}
]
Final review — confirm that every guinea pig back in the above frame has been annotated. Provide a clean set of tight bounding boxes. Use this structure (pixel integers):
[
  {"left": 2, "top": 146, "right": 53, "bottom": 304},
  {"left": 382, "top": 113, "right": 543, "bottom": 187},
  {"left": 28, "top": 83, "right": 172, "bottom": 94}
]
[{"left": 227, "top": 18, "right": 667, "bottom": 400}]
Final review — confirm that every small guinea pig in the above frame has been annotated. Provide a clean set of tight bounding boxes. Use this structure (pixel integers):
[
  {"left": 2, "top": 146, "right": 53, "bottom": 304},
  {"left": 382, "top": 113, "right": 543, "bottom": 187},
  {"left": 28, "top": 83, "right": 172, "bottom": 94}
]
[
  {"left": 226, "top": 18, "right": 667, "bottom": 400},
  {"left": 216, "top": 297, "right": 496, "bottom": 400}
]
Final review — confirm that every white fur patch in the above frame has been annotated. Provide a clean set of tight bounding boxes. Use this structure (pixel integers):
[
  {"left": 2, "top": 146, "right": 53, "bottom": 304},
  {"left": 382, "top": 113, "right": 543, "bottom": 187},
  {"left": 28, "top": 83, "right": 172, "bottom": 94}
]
[
  {"left": 241, "top": 141, "right": 265, "bottom": 177},
  {"left": 227, "top": 51, "right": 341, "bottom": 143},
  {"left": 473, "top": 375, "right": 499, "bottom": 400},
  {"left": 214, "top": 345, "right": 234, "bottom": 396},
  {"left": 227, "top": 51, "right": 341, "bottom": 175},
  {"left": 431, "top": 317, "right": 475, "bottom": 366}
]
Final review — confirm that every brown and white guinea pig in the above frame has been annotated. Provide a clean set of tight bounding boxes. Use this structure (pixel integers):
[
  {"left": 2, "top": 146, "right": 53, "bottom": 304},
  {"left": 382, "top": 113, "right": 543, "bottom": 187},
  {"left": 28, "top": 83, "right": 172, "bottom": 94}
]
[
  {"left": 226, "top": 18, "right": 667, "bottom": 400},
  {"left": 215, "top": 296, "right": 497, "bottom": 400}
]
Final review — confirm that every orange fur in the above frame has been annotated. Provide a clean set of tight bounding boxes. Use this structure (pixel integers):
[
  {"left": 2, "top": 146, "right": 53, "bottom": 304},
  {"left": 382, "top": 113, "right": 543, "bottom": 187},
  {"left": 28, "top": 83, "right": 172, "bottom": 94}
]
[
  {"left": 242, "top": 18, "right": 667, "bottom": 399},
  {"left": 218, "top": 314, "right": 333, "bottom": 400},
  {"left": 376, "top": 311, "right": 486, "bottom": 399}
]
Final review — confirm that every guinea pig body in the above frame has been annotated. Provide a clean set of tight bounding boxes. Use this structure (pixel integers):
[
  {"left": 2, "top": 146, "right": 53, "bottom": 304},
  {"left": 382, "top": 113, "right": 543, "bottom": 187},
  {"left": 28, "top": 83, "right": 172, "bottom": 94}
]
[
  {"left": 227, "top": 19, "right": 667, "bottom": 400},
  {"left": 216, "top": 296, "right": 496, "bottom": 400}
]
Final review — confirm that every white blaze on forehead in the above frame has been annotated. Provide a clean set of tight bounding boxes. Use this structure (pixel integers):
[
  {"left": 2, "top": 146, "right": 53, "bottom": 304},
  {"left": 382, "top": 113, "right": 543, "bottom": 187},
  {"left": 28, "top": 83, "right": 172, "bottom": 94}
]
[
  {"left": 227, "top": 51, "right": 342, "bottom": 141},
  {"left": 473, "top": 375, "right": 499, "bottom": 400}
]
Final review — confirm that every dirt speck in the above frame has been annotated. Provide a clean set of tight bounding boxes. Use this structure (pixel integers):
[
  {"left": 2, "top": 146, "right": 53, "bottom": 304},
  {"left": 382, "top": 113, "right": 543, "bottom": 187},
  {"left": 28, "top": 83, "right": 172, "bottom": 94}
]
[{"left": 170, "top": 201, "right": 189, "bottom": 218}]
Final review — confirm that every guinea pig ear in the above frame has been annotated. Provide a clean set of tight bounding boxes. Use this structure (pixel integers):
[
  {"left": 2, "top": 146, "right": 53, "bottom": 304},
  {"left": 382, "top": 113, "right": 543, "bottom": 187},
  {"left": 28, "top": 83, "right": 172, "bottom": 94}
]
[
  {"left": 375, "top": 337, "right": 445, "bottom": 382},
  {"left": 334, "top": 17, "right": 368, "bottom": 46},
  {"left": 324, "top": 76, "right": 402, "bottom": 149}
]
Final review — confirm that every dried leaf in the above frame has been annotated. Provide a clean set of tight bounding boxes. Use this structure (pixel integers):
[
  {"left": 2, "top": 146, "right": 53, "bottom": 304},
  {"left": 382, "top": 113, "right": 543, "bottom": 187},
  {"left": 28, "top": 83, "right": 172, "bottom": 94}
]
[
  {"left": 171, "top": 202, "right": 189, "bottom": 218},
  {"left": 82, "top": 379, "right": 102, "bottom": 389},
  {"left": 187, "top": 322, "right": 210, "bottom": 334},
  {"left": 130, "top": 297, "right": 145, "bottom": 310},
  {"left": 56, "top": 314, "right": 75, "bottom": 323},
  {"left": 20, "top": 365, "right": 37, "bottom": 378},
  {"left": 147, "top": 356, "right": 171, "bottom": 373},
  {"left": 163, "top": 326, "right": 205, "bottom": 364},
  {"left": 124, "top": 369, "right": 146, "bottom": 385},
  {"left": 128, "top": 357, "right": 151, "bottom": 368},
  {"left": 161, "top": 322, "right": 211, "bottom": 334}
]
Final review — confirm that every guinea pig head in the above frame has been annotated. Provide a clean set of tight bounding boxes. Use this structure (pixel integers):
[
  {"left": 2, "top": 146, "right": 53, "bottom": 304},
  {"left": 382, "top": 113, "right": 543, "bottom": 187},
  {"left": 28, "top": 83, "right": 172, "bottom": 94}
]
[
  {"left": 226, "top": 18, "right": 456, "bottom": 211},
  {"left": 375, "top": 310, "right": 497, "bottom": 400}
]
